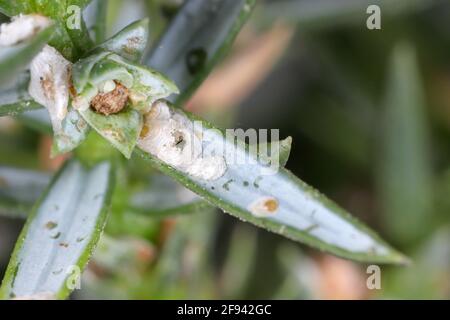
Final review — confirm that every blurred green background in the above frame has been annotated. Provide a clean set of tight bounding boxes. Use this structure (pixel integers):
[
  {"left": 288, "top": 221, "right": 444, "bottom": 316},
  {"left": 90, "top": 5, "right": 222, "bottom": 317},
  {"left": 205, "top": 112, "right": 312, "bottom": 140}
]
[{"left": 1, "top": 0, "right": 449, "bottom": 299}]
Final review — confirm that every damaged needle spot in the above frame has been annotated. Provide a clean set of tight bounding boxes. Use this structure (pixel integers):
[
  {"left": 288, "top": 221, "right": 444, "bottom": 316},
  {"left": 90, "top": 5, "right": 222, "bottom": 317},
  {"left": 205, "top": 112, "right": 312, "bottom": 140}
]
[
  {"left": 45, "top": 221, "right": 58, "bottom": 230},
  {"left": 248, "top": 196, "right": 279, "bottom": 217},
  {"left": 90, "top": 81, "right": 129, "bottom": 115}
]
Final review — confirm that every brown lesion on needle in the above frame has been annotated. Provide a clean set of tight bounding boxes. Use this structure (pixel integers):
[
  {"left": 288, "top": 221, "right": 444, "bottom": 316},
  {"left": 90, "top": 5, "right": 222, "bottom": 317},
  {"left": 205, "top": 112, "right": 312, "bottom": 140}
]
[{"left": 90, "top": 81, "right": 130, "bottom": 115}]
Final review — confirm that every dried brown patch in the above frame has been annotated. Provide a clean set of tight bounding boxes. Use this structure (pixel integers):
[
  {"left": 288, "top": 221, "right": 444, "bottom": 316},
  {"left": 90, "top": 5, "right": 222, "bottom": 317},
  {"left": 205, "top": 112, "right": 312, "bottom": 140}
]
[
  {"left": 45, "top": 221, "right": 58, "bottom": 230},
  {"left": 263, "top": 198, "right": 278, "bottom": 212},
  {"left": 122, "top": 36, "right": 142, "bottom": 55},
  {"left": 40, "top": 75, "right": 55, "bottom": 101},
  {"left": 68, "top": 68, "right": 77, "bottom": 98},
  {"left": 90, "top": 82, "right": 129, "bottom": 115},
  {"left": 140, "top": 124, "right": 149, "bottom": 138},
  {"left": 248, "top": 196, "right": 279, "bottom": 217}
]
